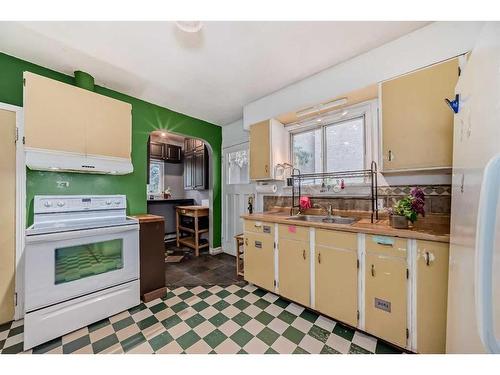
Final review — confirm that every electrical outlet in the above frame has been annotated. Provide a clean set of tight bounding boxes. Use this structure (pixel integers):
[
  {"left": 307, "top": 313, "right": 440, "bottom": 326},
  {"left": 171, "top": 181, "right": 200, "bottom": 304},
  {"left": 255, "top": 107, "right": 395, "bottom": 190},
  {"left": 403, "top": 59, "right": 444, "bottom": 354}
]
[{"left": 56, "top": 181, "right": 69, "bottom": 188}]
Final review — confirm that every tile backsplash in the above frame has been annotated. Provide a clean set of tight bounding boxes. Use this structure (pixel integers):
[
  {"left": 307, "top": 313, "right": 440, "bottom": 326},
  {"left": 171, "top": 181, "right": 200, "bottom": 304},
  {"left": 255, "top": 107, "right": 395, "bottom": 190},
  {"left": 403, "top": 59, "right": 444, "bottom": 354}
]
[{"left": 263, "top": 184, "right": 451, "bottom": 215}]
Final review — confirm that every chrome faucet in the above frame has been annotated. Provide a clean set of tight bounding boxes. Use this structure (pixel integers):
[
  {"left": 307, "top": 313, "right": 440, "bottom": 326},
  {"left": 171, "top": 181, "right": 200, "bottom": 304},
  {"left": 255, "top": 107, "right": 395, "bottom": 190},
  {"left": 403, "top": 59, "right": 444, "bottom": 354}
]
[{"left": 314, "top": 203, "right": 333, "bottom": 218}]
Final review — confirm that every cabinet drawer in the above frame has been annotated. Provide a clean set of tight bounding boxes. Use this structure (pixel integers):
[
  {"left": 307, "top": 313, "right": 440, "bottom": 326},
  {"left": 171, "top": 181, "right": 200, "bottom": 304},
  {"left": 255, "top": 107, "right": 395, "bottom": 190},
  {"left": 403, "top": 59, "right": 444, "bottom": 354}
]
[
  {"left": 366, "top": 235, "right": 407, "bottom": 258},
  {"left": 316, "top": 229, "right": 357, "bottom": 250},
  {"left": 244, "top": 220, "right": 274, "bottom": 236},
  {"left": 278, "top": 224, "right": 309, "bottom": 241}
]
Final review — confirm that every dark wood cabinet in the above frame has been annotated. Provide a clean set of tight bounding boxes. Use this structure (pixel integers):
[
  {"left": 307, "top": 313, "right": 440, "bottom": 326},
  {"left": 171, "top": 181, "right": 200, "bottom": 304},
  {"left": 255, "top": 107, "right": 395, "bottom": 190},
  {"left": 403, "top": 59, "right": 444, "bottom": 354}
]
[
  {"left": 150, "top": 141, "right": 164, "bottom": 160},
  {"left": 131, "top": 214, "right": 167, "bottom": 302},
  {"left": 164, "top": 144, "right": 182, "bottom": 163},
  {"left": 184, "top": 139, "right": 208, "bottom": 190}
]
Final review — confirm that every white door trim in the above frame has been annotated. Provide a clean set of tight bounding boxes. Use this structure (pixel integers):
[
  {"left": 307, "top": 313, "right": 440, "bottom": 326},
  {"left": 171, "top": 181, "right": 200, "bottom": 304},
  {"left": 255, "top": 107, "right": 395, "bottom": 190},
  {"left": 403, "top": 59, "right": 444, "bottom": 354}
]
[{"left": 0, "top": 102, "right": 25, "bottom": 321}]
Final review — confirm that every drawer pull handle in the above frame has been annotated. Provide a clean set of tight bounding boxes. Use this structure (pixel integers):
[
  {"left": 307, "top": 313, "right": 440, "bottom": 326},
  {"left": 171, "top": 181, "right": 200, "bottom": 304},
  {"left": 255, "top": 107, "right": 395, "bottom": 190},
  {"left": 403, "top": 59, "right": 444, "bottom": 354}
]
[
  {"left": 376, "top": 241, "right": 393, "bottom": 247},
  {"left": 425, "top": 251, "right": 430, "bottom": 266},
  {"left": 318, "top": 252, "right": 321, "bottom": 264},
  {"left": 371, "top": 264, "right": 375, "bottom": 277},
  {"left": 302, "top": 249, "right": 306, "bottom": 260}
]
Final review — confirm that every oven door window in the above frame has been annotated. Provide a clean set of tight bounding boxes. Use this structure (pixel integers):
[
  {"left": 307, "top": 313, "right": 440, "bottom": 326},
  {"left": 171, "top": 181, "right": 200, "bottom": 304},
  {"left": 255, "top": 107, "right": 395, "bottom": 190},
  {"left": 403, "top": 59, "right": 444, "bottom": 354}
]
[{"left": 54, "top": 239, "right": 124, "bottom": 285}]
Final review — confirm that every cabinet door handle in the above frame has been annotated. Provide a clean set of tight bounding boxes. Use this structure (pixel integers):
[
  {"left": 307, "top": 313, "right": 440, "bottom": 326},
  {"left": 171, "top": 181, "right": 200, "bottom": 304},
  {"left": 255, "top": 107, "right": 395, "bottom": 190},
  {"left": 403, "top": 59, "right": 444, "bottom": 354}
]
[
  {"left": 388, "top": 150, "right": 393, "bottom": 161},
  {"left": 245, "top": 238, "right": 248, "bottom": 246},
  {"left": 265, "top": 164, "right": 269, "bottom": 173},
  {"left": 318, "top": 252, "right": 321, "bottom": 264},
  {"left": 371, "top": 264, "right": 375, "bottom": 277},
  {"left": 302, "top": 249, "right": 306, "bottom": 260},
  {"left": 425, "top": 251, "right": 430, "bottom": 266}
]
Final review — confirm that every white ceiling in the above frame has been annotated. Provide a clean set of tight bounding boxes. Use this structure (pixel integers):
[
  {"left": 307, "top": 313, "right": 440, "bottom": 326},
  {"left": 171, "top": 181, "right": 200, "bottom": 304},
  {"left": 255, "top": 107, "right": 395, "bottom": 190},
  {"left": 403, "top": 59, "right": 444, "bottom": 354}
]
[{"left": 0, "top": 21, "right": 428, "bottom": 125}]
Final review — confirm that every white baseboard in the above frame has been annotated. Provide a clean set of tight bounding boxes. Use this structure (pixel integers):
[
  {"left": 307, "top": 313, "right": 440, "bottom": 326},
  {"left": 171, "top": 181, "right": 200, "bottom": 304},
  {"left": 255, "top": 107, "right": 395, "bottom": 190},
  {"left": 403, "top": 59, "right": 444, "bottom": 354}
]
[{"left": 209, "top": 246, "right": 223, "bottom": 255}]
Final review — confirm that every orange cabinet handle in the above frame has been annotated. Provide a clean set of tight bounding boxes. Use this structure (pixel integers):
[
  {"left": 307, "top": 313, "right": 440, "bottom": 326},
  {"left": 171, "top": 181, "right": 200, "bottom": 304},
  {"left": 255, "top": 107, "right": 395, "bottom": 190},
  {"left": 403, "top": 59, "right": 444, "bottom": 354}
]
[
  {"left": 302, "top": 249, "right": 306, "bottom": 260},
  {"left": 371, "top": 264, "right": 375, "bottom": 277},
  {"left": 425, "top": 251, "right": 430, "bottom": 266},
  {"left": 318, "top": 252, "right": 321, "bottom": 264}
]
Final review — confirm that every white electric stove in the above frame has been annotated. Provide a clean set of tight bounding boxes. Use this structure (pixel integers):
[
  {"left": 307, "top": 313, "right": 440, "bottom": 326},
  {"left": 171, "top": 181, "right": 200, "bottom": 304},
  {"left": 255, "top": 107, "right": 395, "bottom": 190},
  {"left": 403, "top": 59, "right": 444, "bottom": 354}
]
[{"left": 23, "top": 195, "right": 140, "bottom": 350}]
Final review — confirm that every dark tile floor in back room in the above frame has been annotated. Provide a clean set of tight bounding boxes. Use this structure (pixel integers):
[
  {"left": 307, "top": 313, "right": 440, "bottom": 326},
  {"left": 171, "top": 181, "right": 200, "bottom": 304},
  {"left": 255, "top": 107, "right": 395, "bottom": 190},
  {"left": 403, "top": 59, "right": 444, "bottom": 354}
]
[{"left": 164, "top": 242, "right": 245, "bottom": 287}]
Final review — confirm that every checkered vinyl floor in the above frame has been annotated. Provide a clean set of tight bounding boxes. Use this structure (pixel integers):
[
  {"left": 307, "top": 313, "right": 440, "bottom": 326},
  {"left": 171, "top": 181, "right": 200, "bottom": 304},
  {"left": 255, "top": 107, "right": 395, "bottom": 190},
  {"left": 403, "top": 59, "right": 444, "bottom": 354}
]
[{"left": 0, "top": 284, "right": 401, "bottom": 354}]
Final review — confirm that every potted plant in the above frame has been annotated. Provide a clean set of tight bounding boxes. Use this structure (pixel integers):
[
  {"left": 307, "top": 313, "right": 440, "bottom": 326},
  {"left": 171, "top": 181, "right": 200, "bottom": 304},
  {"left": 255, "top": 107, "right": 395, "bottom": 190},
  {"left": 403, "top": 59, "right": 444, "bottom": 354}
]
[
  {"left": 388, "top": 187, "right": 425, "bottom": 229},
  {"left": 163, "top": 187, "right": 172, "bottom": 200}
]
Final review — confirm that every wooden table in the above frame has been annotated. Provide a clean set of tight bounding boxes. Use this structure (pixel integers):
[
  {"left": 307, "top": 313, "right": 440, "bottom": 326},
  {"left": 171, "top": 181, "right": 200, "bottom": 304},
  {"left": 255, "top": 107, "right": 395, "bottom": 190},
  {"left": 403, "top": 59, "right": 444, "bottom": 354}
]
[{"left": 176, "top": 205, "right": 209, "bottom": 256}]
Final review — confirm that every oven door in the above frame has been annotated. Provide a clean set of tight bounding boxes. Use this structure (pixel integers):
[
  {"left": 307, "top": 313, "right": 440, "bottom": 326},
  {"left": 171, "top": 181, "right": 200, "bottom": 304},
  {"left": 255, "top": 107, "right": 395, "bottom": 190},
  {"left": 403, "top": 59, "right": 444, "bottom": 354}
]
[{"left": 25, "top": 224, "right": 139, "bottom": 312}]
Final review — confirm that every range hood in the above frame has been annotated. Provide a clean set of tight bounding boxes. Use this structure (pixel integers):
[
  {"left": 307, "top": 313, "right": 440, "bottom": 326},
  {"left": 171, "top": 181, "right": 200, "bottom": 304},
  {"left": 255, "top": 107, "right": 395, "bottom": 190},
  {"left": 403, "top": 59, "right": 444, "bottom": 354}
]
[{"left": 25, "top": 148, "right": 133, "bottom": 175}]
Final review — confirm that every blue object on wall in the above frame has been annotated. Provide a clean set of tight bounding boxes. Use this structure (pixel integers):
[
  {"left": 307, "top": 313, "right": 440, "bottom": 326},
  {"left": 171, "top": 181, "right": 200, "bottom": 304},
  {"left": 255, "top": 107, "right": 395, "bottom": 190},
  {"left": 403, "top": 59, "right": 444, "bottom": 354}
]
[{"left": 445, "top": 94, "right": 460, "bottom": 114}]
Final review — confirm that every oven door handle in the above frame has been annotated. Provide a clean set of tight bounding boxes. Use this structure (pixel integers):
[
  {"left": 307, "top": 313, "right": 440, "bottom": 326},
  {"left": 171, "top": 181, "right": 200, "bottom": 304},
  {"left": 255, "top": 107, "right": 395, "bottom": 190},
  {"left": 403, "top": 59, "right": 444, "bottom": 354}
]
[{"left": 25, "top": 224, "right": 139, "bottom": 244}]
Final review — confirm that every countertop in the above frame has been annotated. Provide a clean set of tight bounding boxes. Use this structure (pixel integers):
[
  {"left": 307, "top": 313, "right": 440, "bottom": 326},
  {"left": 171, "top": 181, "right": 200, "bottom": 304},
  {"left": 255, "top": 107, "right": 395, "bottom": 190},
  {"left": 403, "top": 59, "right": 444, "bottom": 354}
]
[
  {"left": 130, "top": 214, "right": 165, "bottom": 223},
  {"left": 241, "top": 211, "right": 450, "bottom": 243}
]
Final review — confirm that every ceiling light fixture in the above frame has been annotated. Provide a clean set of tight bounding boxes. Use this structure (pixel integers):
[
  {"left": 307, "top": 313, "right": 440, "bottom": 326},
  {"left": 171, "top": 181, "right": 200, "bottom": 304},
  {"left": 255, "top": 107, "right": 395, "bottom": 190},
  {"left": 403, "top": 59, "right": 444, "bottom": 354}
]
[
  {"left": 175, "top": 21, "right": 203, "bottom": 33},
  {"left": 295, "top": 97, "right": 348, "bottom": 118},
  {"left": 322, "top": 97, "right": 348, "bottom": 111}
]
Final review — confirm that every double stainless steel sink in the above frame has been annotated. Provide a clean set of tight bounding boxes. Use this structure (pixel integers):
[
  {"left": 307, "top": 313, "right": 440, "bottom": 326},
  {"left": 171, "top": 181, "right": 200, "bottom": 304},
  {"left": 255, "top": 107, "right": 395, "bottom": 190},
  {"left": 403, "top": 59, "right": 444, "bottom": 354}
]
[{"left": 285, "top": 215, "right": 358, "bottom": 225}]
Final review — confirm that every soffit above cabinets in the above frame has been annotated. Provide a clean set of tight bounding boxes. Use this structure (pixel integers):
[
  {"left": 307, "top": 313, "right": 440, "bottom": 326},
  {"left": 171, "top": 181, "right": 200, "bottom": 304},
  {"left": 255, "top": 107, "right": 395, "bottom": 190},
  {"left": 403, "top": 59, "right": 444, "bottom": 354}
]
[{"left": 24, "top": 72, "right": 133, "bottom": 175}]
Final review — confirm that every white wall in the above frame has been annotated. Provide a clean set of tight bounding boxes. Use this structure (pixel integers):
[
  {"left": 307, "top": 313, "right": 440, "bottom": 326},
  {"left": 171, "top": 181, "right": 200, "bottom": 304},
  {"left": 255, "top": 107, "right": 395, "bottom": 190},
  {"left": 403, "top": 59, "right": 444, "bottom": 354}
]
[
  {"left": 243, "top": 21, "right": 484, "bottom": 129},
  {"left": 222, "top": 119, "right": 249, "bottom": 148}
]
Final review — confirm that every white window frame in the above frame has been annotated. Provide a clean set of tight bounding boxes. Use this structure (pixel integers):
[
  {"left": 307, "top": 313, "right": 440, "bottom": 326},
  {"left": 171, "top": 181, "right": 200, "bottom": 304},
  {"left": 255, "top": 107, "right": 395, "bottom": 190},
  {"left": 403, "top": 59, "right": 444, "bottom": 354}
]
[{"left": 288, "top": 99, "right": 378, "bottom": 183}]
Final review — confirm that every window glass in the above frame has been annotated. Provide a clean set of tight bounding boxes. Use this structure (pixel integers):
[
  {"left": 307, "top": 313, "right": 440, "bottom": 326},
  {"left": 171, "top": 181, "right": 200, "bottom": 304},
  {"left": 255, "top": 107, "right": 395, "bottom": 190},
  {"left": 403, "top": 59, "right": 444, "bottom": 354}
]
[
  {"left": 325, "top": 117, "right": 364, "bottom": 172},
  {"left": 55, "top": 239, "right": 123, "bottom": 284},
  {"left": 148, "top": 160, "right": 164, "bottom": 195},
  {"left": 227, "top": 149, "right": 249, "bottom": 184},
  {"left": 291, "top": 128, "right": 322, "bottom": 174}
]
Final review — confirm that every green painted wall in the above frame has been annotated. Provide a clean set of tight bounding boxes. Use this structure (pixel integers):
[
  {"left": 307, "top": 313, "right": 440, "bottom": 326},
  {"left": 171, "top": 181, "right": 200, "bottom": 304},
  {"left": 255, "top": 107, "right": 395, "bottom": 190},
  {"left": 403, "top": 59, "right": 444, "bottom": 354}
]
[{"left": 0, "top": 52, "right": 222, "bottom": 247}]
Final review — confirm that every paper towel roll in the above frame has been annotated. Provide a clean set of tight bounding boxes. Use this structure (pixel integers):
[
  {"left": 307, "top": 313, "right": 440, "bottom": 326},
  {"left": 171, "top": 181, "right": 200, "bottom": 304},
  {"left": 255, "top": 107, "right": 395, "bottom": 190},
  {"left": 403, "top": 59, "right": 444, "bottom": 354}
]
[{"left": 256, "top": 184, "right": 277, "bottom": 193}]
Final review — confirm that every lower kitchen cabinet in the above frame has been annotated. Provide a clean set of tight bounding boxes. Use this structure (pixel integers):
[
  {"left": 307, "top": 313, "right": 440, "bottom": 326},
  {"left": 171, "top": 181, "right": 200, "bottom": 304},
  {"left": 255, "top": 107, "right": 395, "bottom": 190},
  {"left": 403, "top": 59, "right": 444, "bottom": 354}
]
[
  {"left": 278, "top": 225, "right": 310, "bottom": 307},
  {"left": 315, "top": 230, "right": 358, "bottom": 327},
  {"left": 416, "top": 240, "right": 450, "bottom": 353},
  {"left": 365, "top": 236, "right": 408, "bottom": 348},
  {"left": 244, "top": 231, "right": 275, "bottom": 291}
]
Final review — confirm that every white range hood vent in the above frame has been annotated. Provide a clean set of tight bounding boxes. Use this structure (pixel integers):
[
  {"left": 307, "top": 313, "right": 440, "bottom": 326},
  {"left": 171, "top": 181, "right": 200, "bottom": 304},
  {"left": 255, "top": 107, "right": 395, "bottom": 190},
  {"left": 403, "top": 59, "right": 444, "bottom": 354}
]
[{"left": 25, "top": 149, "right": 134, "bottom": 175}]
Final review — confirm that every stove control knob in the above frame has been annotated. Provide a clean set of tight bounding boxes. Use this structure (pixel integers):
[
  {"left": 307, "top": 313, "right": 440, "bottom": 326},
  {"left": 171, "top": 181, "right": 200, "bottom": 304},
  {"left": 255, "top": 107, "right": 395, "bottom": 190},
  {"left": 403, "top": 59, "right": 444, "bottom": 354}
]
[
  {"left": 105, "top": 200, "right": 112, "bottom": 205},
  {"left": 44, "top": 201, "right": 53, "bottom": 208},
  {"left": 57, "top": 201, "right": 65, "bottom": 207},
  {"left": 114, "top": 200, "right": 121, "bottom": 205}
]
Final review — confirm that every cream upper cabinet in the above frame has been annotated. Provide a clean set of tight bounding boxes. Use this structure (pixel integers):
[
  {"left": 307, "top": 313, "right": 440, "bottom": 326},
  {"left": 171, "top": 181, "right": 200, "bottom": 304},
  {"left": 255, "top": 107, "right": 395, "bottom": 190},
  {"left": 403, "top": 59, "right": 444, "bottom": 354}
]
[
  {"left": 86, "top": 92, "right": 132, "bottom": 158},
  {"left": 278, "top": 225, "right": 310, "bottom": 307},
  {"left": 24, "top": 72, "right": 132, "bottom": 160},
  {"left": 249, "top": 119, "right": 288, "bottom": 180},
  {"left": 365, "top": 235, "right": 408, "bottom": 348},
  {"left": 315, "top": 230, "right": 358, "bottom": 327},
  {"left": 381, "top": 58, "right": 459, "bottom": 172},
  {"left": 24, "top": 72, "right": 88, "bottom": 154},
  {"left": 416, "top": 240, "right": 449, "bottom": 354}
]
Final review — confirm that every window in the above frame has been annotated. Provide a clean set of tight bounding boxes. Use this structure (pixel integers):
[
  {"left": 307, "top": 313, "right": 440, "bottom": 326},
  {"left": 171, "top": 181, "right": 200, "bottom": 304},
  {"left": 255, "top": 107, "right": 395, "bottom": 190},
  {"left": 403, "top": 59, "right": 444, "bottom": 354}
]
[
  {"left": 148, "top": 160, "right": 164, "bottom": 196},
  {"left": 325, "top": 117, "right": 364, "bottom": 172},
  {"left": 292, "top": 128, "right": 322, "bottom": 173},
  {"left": 291, "top": 116, "right": 366, "bottom": 175},
  {"left": 227, "top": 149, "right": 249, "bottom": 184}
]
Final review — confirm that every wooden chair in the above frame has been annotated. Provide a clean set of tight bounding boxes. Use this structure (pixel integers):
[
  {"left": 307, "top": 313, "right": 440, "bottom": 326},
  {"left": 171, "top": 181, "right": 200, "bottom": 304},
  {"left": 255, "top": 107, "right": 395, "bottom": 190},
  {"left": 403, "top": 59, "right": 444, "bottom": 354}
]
[{"left": 234, "top": 233, "right": 244, "bottom": 277}]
